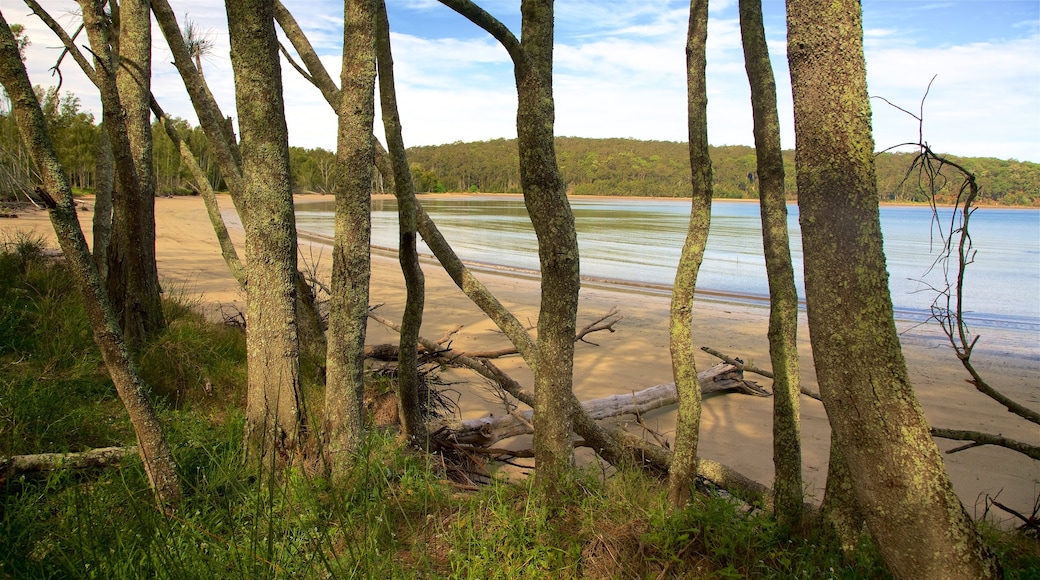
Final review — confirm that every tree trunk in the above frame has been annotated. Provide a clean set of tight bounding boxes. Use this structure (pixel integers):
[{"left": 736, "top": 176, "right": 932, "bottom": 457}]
[
  {"left": 92, "top": 128, "right": 112, "bottom": 282},
  {"left": 226, "top": 0, "right": 307, "bottom": 467},
  {"left": 0, "top": 20, "right": 180, "bottom": 507},
  {"left": 512, "top": 0, "right": 582, "bottom": 506},
  {"left": 375, "top": 0, "right": 427, "bottom": 446},
  {"left": 738, "top": 0, "right": 803, "bottom": 530},
  {"left": 323, "top": 0, "right": 377, "bottom": 474},
  {"left": 667, "top": 0, "right": 712, "bottom": 509},
  {"left": 786, "top": 0, "right": 999, "bottom": 576},
  {"left": 78, "top": 0, "right": 165, "bottom": 347}
]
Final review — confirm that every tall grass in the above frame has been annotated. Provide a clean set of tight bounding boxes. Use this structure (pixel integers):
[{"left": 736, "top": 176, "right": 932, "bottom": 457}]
[{"left": 1, "top": 240, "right": 1035, "bottom": 578}]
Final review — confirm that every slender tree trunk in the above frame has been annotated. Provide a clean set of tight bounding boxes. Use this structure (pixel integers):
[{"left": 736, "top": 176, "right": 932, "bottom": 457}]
[
  {"left": 77, "top": 0, "right": 165, "bottom": 347},
  {"left": 738, "top": 0, "right": 803, "bottom": 529},
  {"left": 323, "top": 0, "right": 377, "bottom": 473},
  {"left": 437, "top": 0, "right": 580, "bottom": 506},
  {"left": 786, "top": 0, "right": 999, "bottom": 576},
  {"left": 226, "top": 0, "right": 306, "bottom": 467},
  {"left": 0, "top": 17, "right": 180, "bottom": 508},
  {"left": 375, "top": 0, "right": 427, "bottom": 445},
  {"left": 667, "top": 0, "right": 712, "bottom": 509},
  {"left": 152, "top": 100, "right": 247, "bottom": 286},
  {"left": 516, "top": 0, "right": 581, "bottom": 505},
  {"left": 92, "top": 128, "right": 112, "bottom": 282}
]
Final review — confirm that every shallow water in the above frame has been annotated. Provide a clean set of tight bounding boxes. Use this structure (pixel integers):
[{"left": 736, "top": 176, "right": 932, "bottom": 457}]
[{"left": 295, "top": 196, "right": 1040, "bottom": 357}]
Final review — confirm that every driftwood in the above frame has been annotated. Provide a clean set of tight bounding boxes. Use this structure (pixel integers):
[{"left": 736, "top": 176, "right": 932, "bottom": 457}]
[
  {"left": 0, "top": 446, "right": 137, "bottom": 482},
  {"left": 444, "top": 363, "right": 769, "bottom": 447},
  {"left": 370, "top": 314, "right": 775, "bottom": 504},
  {"left": 701, "top": 345, "right": 822, "bottom": 401}
]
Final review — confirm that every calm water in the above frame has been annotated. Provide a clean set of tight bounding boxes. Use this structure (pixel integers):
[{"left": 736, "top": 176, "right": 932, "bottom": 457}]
[{"left": 295, "top": 196, "right": 1040, "bottom": 339}]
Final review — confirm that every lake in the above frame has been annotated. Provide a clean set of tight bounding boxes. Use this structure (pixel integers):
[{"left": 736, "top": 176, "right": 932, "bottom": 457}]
[{"left": 295, "top": 196, "right": 1040, "bottom": 354}]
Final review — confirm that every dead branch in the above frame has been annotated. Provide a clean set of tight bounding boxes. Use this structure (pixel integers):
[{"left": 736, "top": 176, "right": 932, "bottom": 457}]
[
  {"left": 445, "top": 365, "right": 769, "bottom": 447},
  {"left": 1, "top": 446, "right": 138, "bottom": 482},
  {"left": 368, "top": 310, "right": 622, "bottom": 361},
  {"left": 880, "top": 88, "right": 1040, "bottom": 428},
  {"left": 701, "top": 345, "right": 822, "bottom": 401},
  {"left": 931, "top": 428, "right": 1040, "bottom": 461},
  {"left": 372, "top": 314, "right": 774, "bottom": 504}
]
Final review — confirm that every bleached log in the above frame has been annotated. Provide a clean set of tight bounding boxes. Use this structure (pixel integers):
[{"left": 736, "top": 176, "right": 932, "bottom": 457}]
[
  {"left": 0, "top": 446, "right": 138, "bottom": 481},
  {"left": 444, "top": 363, "right": 769, "bottom": 447}
]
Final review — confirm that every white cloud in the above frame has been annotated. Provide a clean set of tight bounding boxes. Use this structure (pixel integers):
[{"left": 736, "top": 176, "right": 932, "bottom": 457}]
[{"left": 10, "top": 1, "right": 1040, "bottom": 161}]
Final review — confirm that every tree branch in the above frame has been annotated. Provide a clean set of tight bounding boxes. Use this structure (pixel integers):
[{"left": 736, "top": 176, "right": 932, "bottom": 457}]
[{"left": 931, "top": 428, "right": 1040, "bottom": 460}]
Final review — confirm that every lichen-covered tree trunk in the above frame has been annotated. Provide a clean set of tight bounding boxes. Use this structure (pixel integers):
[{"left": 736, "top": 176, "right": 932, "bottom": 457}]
[
  {"left": 786, "top": 0, "right": 999, "bottom": 576},
  {"left": 375, "top": 0, "right": 427, "bottom": 446},
  {"left": 437, "top": 0, "right": 580, "bottom": 507},
  {"left": 78, "top": 0, "right": 165, "bottom": 346},
  {"left": 738, "top": 0, "right": 803, "bottom": 529},
  {"left": 667, "top": 0, "right": 712, "bottom": 509},
  {"left": 323, "top": 0, "right": 376, "bottom": 473},
  {"left": 516, "top": 0, "right": 581, "bottom": 505},
  {"left": 225, "top": 0, "right": 306, "bottom": 467},
  {"left": 92, "top": 129, "right": 113, "bottom": 282},
  {"left": 0, "top": 17, "right": 180, "bottom": 508}
]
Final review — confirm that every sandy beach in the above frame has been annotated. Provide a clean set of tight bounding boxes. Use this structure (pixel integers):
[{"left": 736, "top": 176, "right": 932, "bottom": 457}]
[{"left": 3, "top": 194, "right": 1037, "bottom": 524}]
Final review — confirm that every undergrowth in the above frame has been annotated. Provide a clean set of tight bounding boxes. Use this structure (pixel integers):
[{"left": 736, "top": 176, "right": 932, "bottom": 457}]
[{"left": 1, "top": 238, "right": 1036, "bottom": 578}]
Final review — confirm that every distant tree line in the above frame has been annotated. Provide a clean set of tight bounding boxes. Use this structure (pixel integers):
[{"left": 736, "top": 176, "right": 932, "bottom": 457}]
[
  {"left": 404, "top": 137, "right": 1040, "bottom": 205},
  {"left": 3, "top": 93, "right": 1037, "bottom": 206}
]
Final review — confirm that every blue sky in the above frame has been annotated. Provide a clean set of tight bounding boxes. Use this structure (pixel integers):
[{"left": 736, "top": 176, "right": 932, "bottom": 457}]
[{"left": 13, "top": 0, "right": 1040, "bottom": 161}]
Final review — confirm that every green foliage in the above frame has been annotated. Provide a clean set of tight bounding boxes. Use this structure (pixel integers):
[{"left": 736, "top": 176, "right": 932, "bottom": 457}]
[{"left": 396, "top": 137, "right": 1040, "bottom": 205}]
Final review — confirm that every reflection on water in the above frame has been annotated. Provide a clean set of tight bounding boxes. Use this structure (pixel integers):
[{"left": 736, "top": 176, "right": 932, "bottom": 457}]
[{"left": 296, "top": 196, "right": 1040, "bottom": 339}]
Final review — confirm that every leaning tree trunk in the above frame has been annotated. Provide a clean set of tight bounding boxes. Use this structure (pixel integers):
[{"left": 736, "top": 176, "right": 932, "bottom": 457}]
[
  {"left": 375, "top": 0, "right": 427, "bottom": 446},
  {"left": 667, "top": 0, "right": 712, "bottom": 509},
  {"left": 738, "top": 0, "right": 803, "bottom": 529},
  {"left": 786, "top": 0, "right": 999, "bottom": 576},
  {"left": 0, "top": 18, "right": 181, "bottom": 508},
  {"left": 323, "top": 0, "right": 377, "bottom": 474},
  {"left": 225, "top": 0, "right": 307, "bottom": 468}
]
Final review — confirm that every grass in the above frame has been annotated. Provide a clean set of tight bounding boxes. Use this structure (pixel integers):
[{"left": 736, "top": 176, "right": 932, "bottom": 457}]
[{"left": 1, "top": 239, "right": 1036, "bottom": 578}]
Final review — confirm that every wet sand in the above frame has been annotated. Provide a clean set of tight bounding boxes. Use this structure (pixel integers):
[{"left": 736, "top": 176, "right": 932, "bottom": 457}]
[{"left": 3, "top": 194, "right": 1037, "bottom": 525}]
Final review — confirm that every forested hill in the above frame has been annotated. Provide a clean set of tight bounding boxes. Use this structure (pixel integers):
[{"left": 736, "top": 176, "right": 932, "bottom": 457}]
[{"left": 401, "top": 137, "right": 1040, "bottom": 206}]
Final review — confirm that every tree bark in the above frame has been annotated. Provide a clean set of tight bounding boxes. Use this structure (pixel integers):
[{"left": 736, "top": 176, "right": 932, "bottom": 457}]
[
  {"left": 0, "top": 19, "right": 181, "bottom": 507},
  {"left": 322, "top": 0, "right": 377, "bottom": 474},
  {"left": 738, "top": 0, "right": 803, "bottom": 529},
  {"left": 375, "top": 0, "right": 427, "bottom": 446},
  {"left": 787, "top": 0, "right": 999, "bottom": 576},
  {"left": 226, "top": 0, "right": 306, "bottom": 467},
  {"left": 92, "top": 128, "right": 112, "bottom": 282},
  {"left": 667, "top": 0, "right": 712, "bottom": 509}
]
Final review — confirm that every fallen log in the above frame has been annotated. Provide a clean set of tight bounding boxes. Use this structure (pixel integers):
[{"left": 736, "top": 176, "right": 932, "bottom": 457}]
[
  {"left": 443, "top": 363, "right": 769, "bottom": 447},
  {"left": 372, "top": 315, "right": 775, "bottom": 506},
  {"left": 0, "top": 446, "right": 138, "bottom": 482}
]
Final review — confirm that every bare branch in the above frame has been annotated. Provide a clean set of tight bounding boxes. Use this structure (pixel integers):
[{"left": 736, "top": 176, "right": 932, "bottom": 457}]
[{"left": 931, "top": 428, "right": 1040, "bottom": 460}]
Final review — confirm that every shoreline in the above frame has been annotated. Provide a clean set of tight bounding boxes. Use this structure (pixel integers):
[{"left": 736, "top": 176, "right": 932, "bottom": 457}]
[{"left": 3, "top": 195, "right": 1038, "bottom": 525}]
